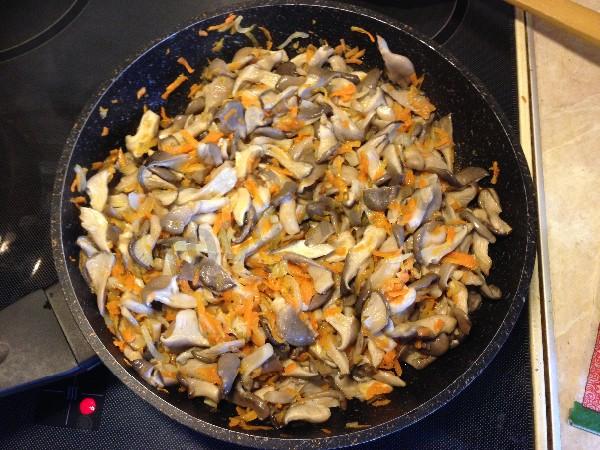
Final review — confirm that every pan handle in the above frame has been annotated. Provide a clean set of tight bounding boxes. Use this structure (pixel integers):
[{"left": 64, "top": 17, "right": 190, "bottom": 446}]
[{"left": 0, "top": 283, "right": 98, "bottom": 396}]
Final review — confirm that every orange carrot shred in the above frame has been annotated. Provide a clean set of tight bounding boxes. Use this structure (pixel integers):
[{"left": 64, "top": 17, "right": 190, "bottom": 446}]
[
  {"left": 350, "top": 26, "right": 375, "bottom": 43},
  {"left": 101, "top": 127, "right": 109, "bottom": 136},
  {"left": 176, "top": 56, "right": 195, "bottom": 74},
  {"left": 490, "top": 160, "right": 500, "bottom": 184},
  {"left": 161, "top": 74, "right": 188, "bottom": 100},
  {"left": 136, "top": 86, "right": 147, "bottom": 100}
]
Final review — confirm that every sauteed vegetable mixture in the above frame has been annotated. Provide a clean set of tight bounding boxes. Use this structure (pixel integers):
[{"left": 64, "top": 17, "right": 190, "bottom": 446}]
[{"left": 74, "top": 17, "right": 511, "bottom": 429}]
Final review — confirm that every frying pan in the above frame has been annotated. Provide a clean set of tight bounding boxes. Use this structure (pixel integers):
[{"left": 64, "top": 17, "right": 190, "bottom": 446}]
[{"left": 0, "top": 1, "right": 536, "bottom": 447}]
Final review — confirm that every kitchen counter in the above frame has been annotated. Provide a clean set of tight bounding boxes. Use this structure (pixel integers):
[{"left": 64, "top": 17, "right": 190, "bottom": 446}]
[{"left": 529, "top": 1, "right": 600, "bottom": 448}]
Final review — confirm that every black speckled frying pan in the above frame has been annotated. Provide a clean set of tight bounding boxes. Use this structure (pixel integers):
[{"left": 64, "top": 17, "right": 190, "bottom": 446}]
[{"left": 40, "top": 1, "right": 535, "bottom": 447}]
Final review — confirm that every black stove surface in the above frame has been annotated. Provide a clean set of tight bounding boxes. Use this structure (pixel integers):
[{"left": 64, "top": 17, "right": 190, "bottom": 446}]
[{"left": 0, "top": 1, "right": 532, "bottom": 448}]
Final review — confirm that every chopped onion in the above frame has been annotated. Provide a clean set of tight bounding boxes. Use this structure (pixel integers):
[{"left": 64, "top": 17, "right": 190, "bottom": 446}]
[{"left": 277, "top": 31, "right": 309, "bottom": 50}]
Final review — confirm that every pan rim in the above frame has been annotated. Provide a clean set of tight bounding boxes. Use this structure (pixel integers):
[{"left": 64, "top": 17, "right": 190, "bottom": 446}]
[{"left": 51, "top": 1, "right": 537, "bottom": 448}]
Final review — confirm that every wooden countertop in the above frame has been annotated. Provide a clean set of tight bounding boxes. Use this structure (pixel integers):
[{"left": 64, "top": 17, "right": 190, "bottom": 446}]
[{"left": 530, "top": 1, "right": 600, "bottom": 448}]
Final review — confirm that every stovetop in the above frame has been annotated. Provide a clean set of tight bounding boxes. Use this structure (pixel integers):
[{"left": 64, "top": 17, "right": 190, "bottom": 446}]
[{"left": 0, "top": 1, "right": 532, "bottom": 448}]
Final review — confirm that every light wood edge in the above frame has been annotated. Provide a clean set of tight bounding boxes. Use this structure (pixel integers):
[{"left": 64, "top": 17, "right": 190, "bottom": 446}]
[
  {"left": 515, "top": 9, "right": 562, "bottom": 450},
  {"left": 515, "top": 12, "right": 548, "bottom": 450}
]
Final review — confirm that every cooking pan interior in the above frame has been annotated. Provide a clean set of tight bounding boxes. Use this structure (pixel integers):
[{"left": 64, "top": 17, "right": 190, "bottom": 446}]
[{"left": 55, "top": 1, "right": 535, "bottom": 445}]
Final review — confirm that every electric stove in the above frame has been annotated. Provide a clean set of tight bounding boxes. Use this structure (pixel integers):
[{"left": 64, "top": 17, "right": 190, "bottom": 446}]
[{"left": 0, "top": 1, "right": 533, "bottom": 448}]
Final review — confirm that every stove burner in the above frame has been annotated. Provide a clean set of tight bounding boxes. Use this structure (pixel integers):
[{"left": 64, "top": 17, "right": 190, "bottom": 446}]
[
  {"left": 0, "top": 0, "right": 89, "bottom": 62},
  {"left": 345, "top": 0, "right": 467, "bottom": 44}
]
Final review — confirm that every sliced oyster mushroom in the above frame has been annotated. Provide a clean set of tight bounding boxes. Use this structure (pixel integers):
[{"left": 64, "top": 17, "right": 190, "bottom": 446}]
[
  {"left": 472, "top": 232, "right": 492, "bottom": 275},
  {"left": 217, "top": 353, "right": 240, "bottom": 395},
  {"left": 264, "top": 145, "right": 312, "bottom": 179},
  {"left": 232, "top": 218, "right": 282, "bottom": 264},
  {"left": 216, "top": 100, "right": 247, "bottom": 138},
  {"left": 274, "top": 240, "right": 334, "bottom": 259},
  {"left": 85, "top": 252, "right": 114, "bottom": 315},
  {"left": 478, "top": 188, "right": 512, "bottom": 235},
  {"left": 86, "top": 170, "right": 110, "bottom": 212},
  {"left": 445, "top": 184, "right": 477, "bottom": 210},
  {"left": 191, "top": 339, "right": 245, "bottom": 363},
  {"left": 387, "top": 314, "right": 456, "bottom": 339},
  {"left": 325, "top": 310, "right": 359, "bottom": 350},
  {"left": 141, "top": 275, "right": 177, "bottom": 303},
  {"left": 456, "top": 166, "right": 489, "bottom": 186},
  {"left": 420, "top": 333, "right": 450, "bottom": 357},
  {"left": 179, "top": 376, "right": 221, "bottom": 403},
  {"left": 272, "top": 296, "right": 316, "bottom": 346},
  {"left": 363, "top": 186, "right": 400, "bottom": 211},
  {"left": 361, "top": 291, "right": 389, "bottom": 335},
  {"left": 279, "top": 197, "right": 300, "bottom": 235},
  {"left": 196, "top": 162, "right": 237, "bottom": 199},
  {"left": 233, "top": 64, "right": 281, "bottom": 95},
  {"left": 132, "top": 359, "right": 165, "bottom": 388},
  {"left": 232, "top": 203, "right": 257, "bottom": 244},
  {"left": 414, "top": 223, "right": 468, "bottom": 265},
  {"left": 315, "top": 115, "right": 339, "bottom": 162},
  {"left": 231, "top": 382, "right": 271, "bottom": 420},
  {"left": 235, "top": 144, "right": 264, "bottom": 178},
  {"left": 376, "top": 35, "right": 415, "bottom": 87},
  {"left": 204, "top": 76, "right": 234, "bottom": 112},
  {"left": 197, "top": 257, "right": 236, "bottom": 292},
  {"left": 240, "top": 343, "right": 274, "bottom": 376},
  {"left": 80, "top": 207, "right": 110, "bottom": 252},
  {"left": 307, "top": 264, "right": 334, "bottom": 294},
  {"left": 284, "top": 401, "right": 331, "bottom": 425},
  {"left": 76, "top": 235, "right": 98, "bottom": 257},
  {"left": 408, "top": 273, "right": 440, "bottom": 291},
  {"left": 461, "top": 209, "right": 496, "bottom": 243},
  {"left": 197, "top": 142, "right": 223, "bottom": 166},
  {"left": 161, "top": 309, "right": 210, "bottom": 349},
  {"left": 125, "top": 109, "right": 160, "bottom": 158},
  {"left": 305, "top": 286, "right": 335, "bottom": 312},
  {"left": 305, "top": 221, "right": 335, "bottom": 246},
  {"left": 341, "top": 225, "right": 387, "bottom": 295}
]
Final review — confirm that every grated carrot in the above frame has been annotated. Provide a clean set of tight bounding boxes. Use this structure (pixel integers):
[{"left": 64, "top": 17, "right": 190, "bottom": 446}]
[
  {"left": 198, "top": 29, "right": 209, "bottom": 37},
  {"left": 392, "top": 103, "right": 413, "bottom": 131},
  {"left": 283, "top": 362, "right": 298, "bottom": 375},
  {"left": 113, "top": 339, "right": 126, "bottom": 351},
  {"left": 161, "top": 74, "right": 188, "bottom": 100},
  {"left": 370, "top": 211, "right": 392, "bottom": 233},
  {"left": 372, "top": 399, "right": 391, "bottom": 407},
  {"left": 350, "top": 26, "right": 375, "bottom": 42},
  {"left": 207, "top": 14, "right": 236, "bottom": 31},
  {"left": 404, "top": 169, "right": 415, "bottom": 186},
  {"left": 160, "top": 106, "right": 172, "bottom": 127},
  {"left": 490, "top": 160, "right": 500, "bottom": 184},
  {"left": 136, "top": 86, "right": 147, "bottom": 100},
  {"left": 442, "top": 251, "right": 478, "bottom": 270},
  {"left": 70, "top": 176, "right": 78, "bottom": 193},
  {"left": 201, "top": 130, "right": 224, "bottom": 144},
  {"left": 358, "top": 152, "right": 369, "bottom": 183},
  {"left": 372, "top": 249, "right": 401, "bottom": 258},
  {"left": 212, "top": 204, "right": 232, "bottom": 235},
  {"left": 408, "top": 85, "right": 436, "bottom": 119},
  {"left": 365, "top": 381, "right": 393, "bottom": 400},
  {"left": 176, "top": 56, "right": 195, "bottom": 74},
  {"left": 432, "top": 126, "right": 451, "bottom": 149},
  {"left": 330, "top": 83, "right": 357, "bottom": 102},
  {"left": 239, "top": 91, "right": 260, "bottom": 108},
  {"left": 195, "top": 365, "right": 222, "bottom": 385},
  {"left": 101, "top": 127, "right": 109, "bottom": 136},
  {"left": 337, "top": 140, "right": 361, "bottom": 155},
  {"left": 69, "top": 196, "right": 87, "bottom": 205}
]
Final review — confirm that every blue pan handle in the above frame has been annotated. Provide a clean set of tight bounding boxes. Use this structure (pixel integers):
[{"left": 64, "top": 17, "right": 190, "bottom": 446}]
[{"left": 0, "top": 283, "right": 98, "bottom": 396}]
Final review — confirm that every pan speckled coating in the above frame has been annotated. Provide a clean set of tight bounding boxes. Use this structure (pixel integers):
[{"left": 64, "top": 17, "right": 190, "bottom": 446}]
[{"left": 51, "top": 1, "right": 537, "bottom": 448}]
